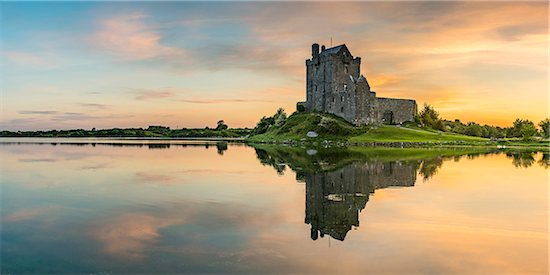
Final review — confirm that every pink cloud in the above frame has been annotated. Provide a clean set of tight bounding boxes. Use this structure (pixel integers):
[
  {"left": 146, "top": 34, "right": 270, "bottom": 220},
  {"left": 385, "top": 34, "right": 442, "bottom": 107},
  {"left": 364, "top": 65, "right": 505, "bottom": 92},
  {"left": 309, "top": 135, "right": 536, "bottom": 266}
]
[
  {"left": 91, "top": 213, "right": 183, "bottom": 260},
  {"left": 92, "top": 12, "right": 186, "bottom": 60}
]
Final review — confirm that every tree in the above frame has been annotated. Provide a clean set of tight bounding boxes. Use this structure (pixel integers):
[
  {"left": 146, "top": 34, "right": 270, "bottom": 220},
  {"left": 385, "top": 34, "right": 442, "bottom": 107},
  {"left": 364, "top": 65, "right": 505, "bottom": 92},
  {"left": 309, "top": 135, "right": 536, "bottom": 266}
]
[
  {"left": 253, "top": 116, "right": 275, "bottom": 134},
  {"left": 274, "top": 108, "right": 287, "bottom": 127},
  {"left": 464, "top": 122, "right": 483, "bottom": 137},
  {"left": 520, "top": 122, "right": 537, "bottom": 141},
  {"left": 510, "top": 119, "right": 528, "bottom": 138},
  {"left": 539, "top": 118, "right": 550, "bottom": 138},
  {"left": 509, "top": 119, "right": 536, "bottom": 139},
  {"left": 419, "top": 104, "right": 444, "bottom": 131},
  {"left": 216, "top": 120, "right": 228, "bottom": 130}
]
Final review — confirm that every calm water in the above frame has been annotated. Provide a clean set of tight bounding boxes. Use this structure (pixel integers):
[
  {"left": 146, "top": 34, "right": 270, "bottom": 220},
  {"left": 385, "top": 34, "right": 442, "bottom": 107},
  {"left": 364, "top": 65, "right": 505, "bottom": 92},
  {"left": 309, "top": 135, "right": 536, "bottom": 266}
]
[{"left": 1, "top": 139, "right": 548, "bottom": 274}]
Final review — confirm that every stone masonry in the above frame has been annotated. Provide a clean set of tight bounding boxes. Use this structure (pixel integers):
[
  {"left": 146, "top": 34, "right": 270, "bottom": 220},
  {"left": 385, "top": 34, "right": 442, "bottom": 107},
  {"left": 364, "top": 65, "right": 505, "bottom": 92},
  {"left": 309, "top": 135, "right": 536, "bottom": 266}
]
[{"left": 300, "top": 43, "right": 416, "bottom": 125}]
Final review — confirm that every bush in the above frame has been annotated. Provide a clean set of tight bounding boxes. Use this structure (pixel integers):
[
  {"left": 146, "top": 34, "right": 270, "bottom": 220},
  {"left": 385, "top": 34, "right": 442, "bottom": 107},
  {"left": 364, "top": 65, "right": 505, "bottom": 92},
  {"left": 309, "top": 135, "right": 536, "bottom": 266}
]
[{"left": 296, "top": 102, "right": 306, "bottom": 113}]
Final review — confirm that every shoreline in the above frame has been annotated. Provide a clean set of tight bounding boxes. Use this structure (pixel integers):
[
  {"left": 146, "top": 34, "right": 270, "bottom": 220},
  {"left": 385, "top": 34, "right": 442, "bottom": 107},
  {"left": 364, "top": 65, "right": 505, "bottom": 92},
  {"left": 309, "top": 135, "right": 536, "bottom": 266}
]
[
  {"left": 1, "top": 136, "right": 547, "bottom": 150},
  {"left": 0, "top": 136, "right": 245, "bottom": 141}
]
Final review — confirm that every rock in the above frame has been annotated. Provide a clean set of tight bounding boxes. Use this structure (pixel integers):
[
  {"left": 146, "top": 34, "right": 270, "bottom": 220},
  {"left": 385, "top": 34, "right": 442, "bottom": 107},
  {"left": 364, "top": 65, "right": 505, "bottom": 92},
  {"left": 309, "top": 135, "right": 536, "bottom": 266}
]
[
  {"left": 306, "top": 149, "right": 318, "bottom": 155},
  {"left": 306, "top": 131, "right": 318, "bottom": 138}
]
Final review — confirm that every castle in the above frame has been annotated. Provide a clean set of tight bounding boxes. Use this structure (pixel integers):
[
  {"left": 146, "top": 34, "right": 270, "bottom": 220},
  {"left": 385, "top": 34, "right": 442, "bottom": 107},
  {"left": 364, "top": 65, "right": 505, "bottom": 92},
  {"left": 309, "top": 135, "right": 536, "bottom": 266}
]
[{"left": 300, "top": 43, "right": 417, "bottom": 125}]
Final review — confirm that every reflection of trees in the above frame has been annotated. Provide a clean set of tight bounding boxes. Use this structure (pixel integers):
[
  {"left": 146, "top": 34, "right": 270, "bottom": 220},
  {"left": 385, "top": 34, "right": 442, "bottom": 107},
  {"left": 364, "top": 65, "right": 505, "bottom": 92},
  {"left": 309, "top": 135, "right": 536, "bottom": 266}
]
[
  {"left": 216, "top": 142, "right": 228, "bottom": 155},
  {"left": 539, "top": 152, "right": 550, "bottom": 168},
  {"left": 506, "top": 151, "right": 536, "bottom": 168},
  {"left": 254, "top": 148, "right": 288, "bottom": 175},
  {"left": 418, "top": 157, "right": 444, "bottom": 180},
  {"left": 148, "top": 144, "right": 170, "bottom": 149},
  {"left": 417, "top": 154, "right": 483, "bottom": 180}
]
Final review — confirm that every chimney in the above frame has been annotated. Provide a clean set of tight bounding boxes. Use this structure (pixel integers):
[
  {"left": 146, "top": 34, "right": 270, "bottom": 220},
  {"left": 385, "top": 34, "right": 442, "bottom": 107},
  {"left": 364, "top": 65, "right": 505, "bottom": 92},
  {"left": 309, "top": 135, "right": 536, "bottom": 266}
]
[{"left": 312, "top": 43, "right": 319, "bottom": 58}]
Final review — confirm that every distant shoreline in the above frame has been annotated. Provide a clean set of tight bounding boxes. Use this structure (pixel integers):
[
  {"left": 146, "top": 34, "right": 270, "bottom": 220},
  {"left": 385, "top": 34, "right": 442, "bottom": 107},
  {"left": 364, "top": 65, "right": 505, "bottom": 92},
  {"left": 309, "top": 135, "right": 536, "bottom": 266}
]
[
  {"left": 0, "top": 136, "right": 246, "bottom": 143},
  {"left": 1, "top": 136, "right": 547, "bottom": 150}
]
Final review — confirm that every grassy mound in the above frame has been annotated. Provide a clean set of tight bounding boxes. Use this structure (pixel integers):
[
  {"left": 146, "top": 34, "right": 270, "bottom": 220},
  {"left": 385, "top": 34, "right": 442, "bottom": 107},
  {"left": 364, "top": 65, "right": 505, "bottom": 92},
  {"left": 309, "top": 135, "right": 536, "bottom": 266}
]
[
  {"left": 248, "top": 112, "right": 489, "bottom": 144},
  {"left": 248, "top": 112, "right": 361, "bottom": 142}
]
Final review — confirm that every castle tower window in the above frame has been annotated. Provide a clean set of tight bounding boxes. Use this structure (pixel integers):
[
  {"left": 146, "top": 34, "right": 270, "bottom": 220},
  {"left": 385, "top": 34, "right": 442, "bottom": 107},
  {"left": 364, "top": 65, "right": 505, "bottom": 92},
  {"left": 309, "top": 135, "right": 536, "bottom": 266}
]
[
  {"left": 345, "top": 66, "right": 348, "bottom": 74},
  {"left": 341, "top": 106, "right": 344, "bottom": 112},
  {"left": 314, "top": 85, "right": 317, "bottom": 91},
  {"left": 341, "top": 95, "right": 344, "bottom": 102},
  {"left": 343, "top": 84, "right": 347, "bottom": 91}
]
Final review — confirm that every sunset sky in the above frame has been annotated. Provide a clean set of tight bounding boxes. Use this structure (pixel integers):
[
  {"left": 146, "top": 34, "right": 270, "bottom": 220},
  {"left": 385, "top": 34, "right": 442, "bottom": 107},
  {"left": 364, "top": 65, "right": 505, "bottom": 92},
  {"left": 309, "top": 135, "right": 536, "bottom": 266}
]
[{"left": 1, "top": 1, "right": 548, "bottom": 130}]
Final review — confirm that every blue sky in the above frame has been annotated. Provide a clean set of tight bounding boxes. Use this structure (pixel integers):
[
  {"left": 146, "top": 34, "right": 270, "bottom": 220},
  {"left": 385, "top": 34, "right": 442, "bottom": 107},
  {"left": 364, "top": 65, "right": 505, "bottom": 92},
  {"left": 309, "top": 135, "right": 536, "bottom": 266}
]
[{"left": 1, "top": 1, "right": 548, "bottom": 130}]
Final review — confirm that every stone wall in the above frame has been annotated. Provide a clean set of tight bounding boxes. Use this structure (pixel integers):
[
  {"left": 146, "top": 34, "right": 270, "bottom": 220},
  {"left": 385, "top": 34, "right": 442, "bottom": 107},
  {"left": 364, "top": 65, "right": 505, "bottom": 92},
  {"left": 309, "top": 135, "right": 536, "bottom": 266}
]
[{"left": 376, "top": 97, "right": 416, "bottom": 124}]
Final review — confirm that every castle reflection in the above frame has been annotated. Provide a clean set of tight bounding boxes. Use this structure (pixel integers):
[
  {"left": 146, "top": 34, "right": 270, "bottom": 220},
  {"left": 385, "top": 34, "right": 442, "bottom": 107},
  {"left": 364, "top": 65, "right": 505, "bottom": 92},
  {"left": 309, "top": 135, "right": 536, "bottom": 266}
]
[
  {"left": 253, "top": 146, "right": 547, "bottom": 242},
  {"left": 305, "top": 161, "right": 417, "bottom": 241}
]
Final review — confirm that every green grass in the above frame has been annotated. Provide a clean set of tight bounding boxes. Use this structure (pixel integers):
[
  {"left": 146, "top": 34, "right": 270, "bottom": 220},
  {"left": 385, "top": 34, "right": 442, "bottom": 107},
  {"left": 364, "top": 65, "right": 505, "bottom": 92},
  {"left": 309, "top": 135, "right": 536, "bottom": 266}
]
[
  {"left": 248, "top": 112, "right": 487, "bottom": 144},
  {"left": 247, "top": 112, "right": 550, "bottom": 149},
  {"left": 247, "top": 112, "right": 362, "bottom": 142},
  {"left": 349, "top": 125, "right": 487, "bottom": 143}
]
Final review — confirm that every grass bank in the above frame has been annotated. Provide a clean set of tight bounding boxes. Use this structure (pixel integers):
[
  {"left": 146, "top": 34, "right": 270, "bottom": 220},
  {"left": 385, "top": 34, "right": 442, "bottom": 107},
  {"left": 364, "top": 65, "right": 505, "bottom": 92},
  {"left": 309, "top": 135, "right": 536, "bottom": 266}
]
[
  {"left": 349, "top": 125, "right": 486, "bottom": 143},
  {"left": 247, "top": 112, "right": 362, "bottom": 143},
  {"left": 247, "top": 112, "right": 548, "bottom": 148}
]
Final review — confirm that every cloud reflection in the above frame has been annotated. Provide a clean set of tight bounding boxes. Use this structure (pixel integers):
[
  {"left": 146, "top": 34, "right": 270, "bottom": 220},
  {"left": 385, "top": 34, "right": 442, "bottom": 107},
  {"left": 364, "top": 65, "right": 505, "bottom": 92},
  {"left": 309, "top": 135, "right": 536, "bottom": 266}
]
[{"left": 91, "top": 213, "right": 183, "bottom": 260}]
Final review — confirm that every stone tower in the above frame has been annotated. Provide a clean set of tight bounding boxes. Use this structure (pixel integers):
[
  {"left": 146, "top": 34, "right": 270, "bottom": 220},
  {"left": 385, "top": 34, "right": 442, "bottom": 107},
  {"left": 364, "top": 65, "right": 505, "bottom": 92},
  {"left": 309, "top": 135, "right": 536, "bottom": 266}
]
[
  {"left": 305, "top": 43, "right": 362, "bottom": 122},
  {"left": 303, "top": 43, "right": 416, "bottom": 125}
]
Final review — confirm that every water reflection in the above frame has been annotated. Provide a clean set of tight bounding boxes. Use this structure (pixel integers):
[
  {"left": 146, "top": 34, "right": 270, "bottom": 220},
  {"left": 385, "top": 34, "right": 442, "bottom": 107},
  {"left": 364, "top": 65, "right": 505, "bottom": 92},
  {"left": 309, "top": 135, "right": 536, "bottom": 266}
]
[
  {"left": 254, "top": 146, "right": 548, "bottom": 241},
  {"left": 305, "top": 161, "right": 416, "bottom": 241},
  {"left": 216, "top": 142, "right": 228, "bottom": 155},
  {"left": 0, "top": 140, "right": 547, "bottom": 273}
]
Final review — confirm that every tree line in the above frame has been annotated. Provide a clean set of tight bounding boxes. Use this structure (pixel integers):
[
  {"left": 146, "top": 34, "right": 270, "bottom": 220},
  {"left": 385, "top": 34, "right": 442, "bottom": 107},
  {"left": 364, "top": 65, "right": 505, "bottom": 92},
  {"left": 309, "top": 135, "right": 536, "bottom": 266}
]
[
  {"left": 418, "top": 104, "right": 549, "bottom": 140},
  {"left": 0, "top": 121, "right": 251, "bottom": 138}
]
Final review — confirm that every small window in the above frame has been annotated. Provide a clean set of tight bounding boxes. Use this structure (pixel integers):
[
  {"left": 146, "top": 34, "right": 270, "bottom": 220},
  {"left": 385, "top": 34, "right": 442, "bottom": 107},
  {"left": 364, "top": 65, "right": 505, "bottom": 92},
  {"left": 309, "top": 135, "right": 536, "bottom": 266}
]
[
  {"left": 332, "top": 97, "right": 335, "bottom": 103},
  {"left": 343, "top": 84, "right": 347, "bottom": 91},
  {"left": 341, "top": 106, "right": 344, "bottom": 112},
  {"left": 345, "top": 66, "right": 348, "bottom": 74},
  {"left": 341, "top": 95, "right": 344, "bottom": 102},
  {"left": 314, "top": 85, "right": 317, "bottom": 91}
]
